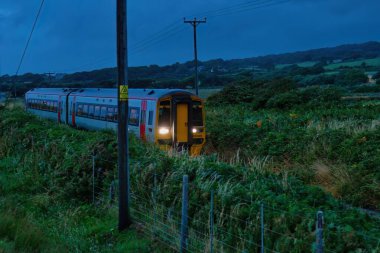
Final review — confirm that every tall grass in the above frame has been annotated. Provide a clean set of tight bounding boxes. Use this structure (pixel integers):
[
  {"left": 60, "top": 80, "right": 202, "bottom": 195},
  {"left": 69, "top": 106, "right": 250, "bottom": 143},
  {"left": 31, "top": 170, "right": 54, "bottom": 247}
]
[
  {"left": 206, "top": 102, "right": 380, "bottom": 210},
  {"left": 1, "top": 107, "right": 380, "bottom": 252}
]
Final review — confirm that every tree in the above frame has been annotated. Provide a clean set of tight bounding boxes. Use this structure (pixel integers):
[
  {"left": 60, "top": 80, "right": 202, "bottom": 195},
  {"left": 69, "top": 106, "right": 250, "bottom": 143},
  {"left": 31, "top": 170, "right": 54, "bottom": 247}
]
[{"left": 337, "top": 69, "right": 368, "bottom": 86}]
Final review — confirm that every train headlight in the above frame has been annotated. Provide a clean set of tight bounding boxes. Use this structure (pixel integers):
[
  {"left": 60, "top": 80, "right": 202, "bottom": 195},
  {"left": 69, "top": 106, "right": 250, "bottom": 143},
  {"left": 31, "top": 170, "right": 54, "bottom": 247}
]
[
  {"left": 159, "top": 127, "right": 170, "bottom": 135},
  {"left": 192, "top": 128, "right": 198, "bottom": 134}
]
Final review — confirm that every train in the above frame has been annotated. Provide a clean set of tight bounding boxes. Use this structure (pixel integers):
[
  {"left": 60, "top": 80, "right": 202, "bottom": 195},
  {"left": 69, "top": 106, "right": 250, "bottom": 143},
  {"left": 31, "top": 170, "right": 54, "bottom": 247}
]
[{"left": 25, "top": 88, "right": 206, "bottom": 156}]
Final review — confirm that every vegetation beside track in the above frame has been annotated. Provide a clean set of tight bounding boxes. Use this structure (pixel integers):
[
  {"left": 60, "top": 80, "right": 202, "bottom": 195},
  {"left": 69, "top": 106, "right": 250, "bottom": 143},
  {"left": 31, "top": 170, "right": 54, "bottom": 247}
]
[
  {"left": 1, "top": 107, "right": 379, "bottom": 252},
  {"left": 206, "top": 80, "right": 380, "bottom": 210},
  {"left": 0, "top": 108, "right": 157, "bottom": 253}
]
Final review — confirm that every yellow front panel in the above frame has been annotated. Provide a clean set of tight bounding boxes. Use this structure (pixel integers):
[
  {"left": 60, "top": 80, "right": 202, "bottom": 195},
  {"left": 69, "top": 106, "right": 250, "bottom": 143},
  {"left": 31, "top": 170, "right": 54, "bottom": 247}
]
[{"left": 176, "top": 103, "right": 188, "bottom": 142}]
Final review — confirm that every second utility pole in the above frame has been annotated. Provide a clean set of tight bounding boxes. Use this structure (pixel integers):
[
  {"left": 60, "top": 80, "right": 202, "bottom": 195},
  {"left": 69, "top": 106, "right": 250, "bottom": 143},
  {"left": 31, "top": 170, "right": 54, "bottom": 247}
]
[{"left": 184, "top": 17, "right": 206, "bottom": 96}]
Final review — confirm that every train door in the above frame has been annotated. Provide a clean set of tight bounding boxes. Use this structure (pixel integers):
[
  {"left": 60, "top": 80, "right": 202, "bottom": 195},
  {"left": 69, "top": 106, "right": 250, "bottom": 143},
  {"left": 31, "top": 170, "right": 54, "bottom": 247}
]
[
  {"left": 61, "top": 95, "right": 68, "bottom": 124},
  {"left": 176, "top": 103, "right": 189, "bottom": 143},
  {"left": 58, "top": 95, "right": 62, "bottom": 123},
  {"left": 67, "top": 95, "right": 76, "bottom": 127},
  {"left": 71, "top": 96, "right": 76, "bottom": 127}
]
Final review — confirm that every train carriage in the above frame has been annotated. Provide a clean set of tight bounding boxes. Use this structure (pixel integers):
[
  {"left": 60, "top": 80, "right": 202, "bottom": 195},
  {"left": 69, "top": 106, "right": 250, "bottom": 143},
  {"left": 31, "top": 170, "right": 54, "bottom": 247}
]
[{"left": 25, "top": 88, "right": 206, "bottom": 156}]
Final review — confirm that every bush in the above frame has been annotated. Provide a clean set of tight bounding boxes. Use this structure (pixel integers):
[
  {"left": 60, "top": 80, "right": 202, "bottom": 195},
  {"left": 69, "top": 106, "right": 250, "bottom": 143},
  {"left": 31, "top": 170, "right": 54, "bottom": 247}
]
[
  {"left": 207, "top": 78, "right": 296, "bottom": 108},
  {"left": 266, "top": 91, "right": 302, "bottom": 108},
  {"left": 267, "top": 87, "right": 344, "bottom": 109},
  {"left": 352, "top": 85, "right": 380, "bottom": 93},
  {"left": 337, "top": 69, "right": 368, "bottom": 86}
]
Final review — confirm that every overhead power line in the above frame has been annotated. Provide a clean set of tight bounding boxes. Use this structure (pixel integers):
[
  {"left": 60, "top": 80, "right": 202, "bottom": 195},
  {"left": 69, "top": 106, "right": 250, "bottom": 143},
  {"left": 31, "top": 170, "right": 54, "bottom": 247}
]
[
  {"left": 58, "top": 0, "right": 291, "bottom": 74},
  {"left": 15, "top": 0, "right": 45, "bottom": 76},
  {"left": 209, "top": 0, "right": 291, "bottom": 18},
  {"left": 193, "top": 0, "right": 289, "bottom": 18}
]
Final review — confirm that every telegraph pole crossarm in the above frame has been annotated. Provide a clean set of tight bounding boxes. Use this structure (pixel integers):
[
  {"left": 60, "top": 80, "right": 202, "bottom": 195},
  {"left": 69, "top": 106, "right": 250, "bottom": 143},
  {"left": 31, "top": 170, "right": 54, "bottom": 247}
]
[{"left": 184, "top": 17, "right": 207, "bottom": 96}]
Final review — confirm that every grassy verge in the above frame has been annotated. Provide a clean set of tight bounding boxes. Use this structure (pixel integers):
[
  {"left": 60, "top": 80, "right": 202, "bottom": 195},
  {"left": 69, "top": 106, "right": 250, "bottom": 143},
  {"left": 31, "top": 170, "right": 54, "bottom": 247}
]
[
  {"left": 205, "top": 102, "right": 380, "bottom": 210},
  {"left": 0, "top": 108, "right": 161, "bottom": 253},
  {"left": 1, "top": 107, "right": 379, "bottom": 252}
]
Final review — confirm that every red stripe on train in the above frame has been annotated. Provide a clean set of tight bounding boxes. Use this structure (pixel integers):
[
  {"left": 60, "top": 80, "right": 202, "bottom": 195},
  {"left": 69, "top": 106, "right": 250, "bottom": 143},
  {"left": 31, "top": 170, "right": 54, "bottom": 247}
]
[{"left": 140, "top": 100, "right": 147, "bottom": 141}]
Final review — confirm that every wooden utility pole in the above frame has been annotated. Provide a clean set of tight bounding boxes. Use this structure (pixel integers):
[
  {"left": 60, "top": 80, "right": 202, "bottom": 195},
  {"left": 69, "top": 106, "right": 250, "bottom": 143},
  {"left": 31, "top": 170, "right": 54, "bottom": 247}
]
[
  {"left": 44, "top": 72, "right": 54, "bottom": 84},
  {"left": 184, "top": 18, "right": 206, "bottom": 96},
  {"left": 117, "top": 0, "right": 131, "bottom": 231}
]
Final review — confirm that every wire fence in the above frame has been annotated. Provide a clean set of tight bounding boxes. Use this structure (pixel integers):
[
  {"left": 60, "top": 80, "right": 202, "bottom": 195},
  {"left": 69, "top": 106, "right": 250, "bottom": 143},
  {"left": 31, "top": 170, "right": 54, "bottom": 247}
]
[{"left": 89, "top": 155, "right": 380, "bottom": 253}]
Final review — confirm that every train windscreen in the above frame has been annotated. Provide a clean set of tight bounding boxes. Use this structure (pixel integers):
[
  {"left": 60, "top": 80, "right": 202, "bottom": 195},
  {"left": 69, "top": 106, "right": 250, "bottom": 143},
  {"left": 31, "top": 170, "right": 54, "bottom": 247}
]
[
  {"left": 158, "top": 101, "right": 170, "bottom": 127},
  {"left": 192, "top": 101, "right": 203, "bottom": 126}
]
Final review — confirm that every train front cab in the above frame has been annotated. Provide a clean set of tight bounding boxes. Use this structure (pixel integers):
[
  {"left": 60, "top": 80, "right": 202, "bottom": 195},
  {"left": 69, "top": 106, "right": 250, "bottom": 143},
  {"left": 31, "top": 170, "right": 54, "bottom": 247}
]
[{"left": 156, "top": 94, "right": 205, "bottom": 156}]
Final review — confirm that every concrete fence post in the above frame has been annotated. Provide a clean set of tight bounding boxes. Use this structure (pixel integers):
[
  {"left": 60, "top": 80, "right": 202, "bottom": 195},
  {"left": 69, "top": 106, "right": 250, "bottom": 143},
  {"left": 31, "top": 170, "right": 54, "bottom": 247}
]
[
  {"left": 210, "top": 190, "right": 214, "bottom": 253},
  {"left": 180, "top": 175, "right": 189, "bottom": 253},
  {"left": 261, "top": 202, "right": 264, "bottom": 253},
  {"left": 316, "top": 211, "right": 324, "bottom": 253},
  {"left": 92, "top": 155, "right": 95, "bottom": 204}
]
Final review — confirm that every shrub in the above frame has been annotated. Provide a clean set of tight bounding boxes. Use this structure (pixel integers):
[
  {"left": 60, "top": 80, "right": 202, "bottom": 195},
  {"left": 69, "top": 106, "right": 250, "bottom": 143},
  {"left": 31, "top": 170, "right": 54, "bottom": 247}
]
[
  {"left": 337, "top": 69, "right": 368, "bottom": 86},
  {"left": 352, "top": 85, "right": 380, "bottom": 93},
  {"left": 207, "top": 78, "right": 296, "bottom": 108}
]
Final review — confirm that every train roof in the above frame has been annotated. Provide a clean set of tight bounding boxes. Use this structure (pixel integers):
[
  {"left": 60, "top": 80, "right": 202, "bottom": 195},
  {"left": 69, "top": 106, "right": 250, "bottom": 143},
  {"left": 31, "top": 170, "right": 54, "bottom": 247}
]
[{"left": 26, "top": 88, "right": 196, "bottom": 100}]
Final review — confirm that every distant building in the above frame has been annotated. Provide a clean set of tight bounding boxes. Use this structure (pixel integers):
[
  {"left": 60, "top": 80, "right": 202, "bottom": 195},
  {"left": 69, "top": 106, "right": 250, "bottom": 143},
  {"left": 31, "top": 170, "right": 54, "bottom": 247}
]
[
  {"left": 0, "top": 92, "right": 7, "bottom": 104},
  {"left": 368, "top": 75, "right": 376, "bottom": 84}
]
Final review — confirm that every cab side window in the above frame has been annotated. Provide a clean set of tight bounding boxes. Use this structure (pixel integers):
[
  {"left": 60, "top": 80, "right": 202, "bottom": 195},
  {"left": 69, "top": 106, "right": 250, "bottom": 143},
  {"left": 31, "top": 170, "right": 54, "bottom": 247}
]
[
  {"left": 129, "top": 107, "right": 140, "bottom": 126},
  {"left": 148, "top": 111, "right": 153, "bottom": 125}
]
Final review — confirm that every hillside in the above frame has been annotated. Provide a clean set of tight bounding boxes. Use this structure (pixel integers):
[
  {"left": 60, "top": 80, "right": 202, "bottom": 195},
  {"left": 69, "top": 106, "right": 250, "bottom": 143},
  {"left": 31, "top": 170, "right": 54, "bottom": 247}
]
[{"left": 1, "top": 41, "right": 380, "bottom": 94}]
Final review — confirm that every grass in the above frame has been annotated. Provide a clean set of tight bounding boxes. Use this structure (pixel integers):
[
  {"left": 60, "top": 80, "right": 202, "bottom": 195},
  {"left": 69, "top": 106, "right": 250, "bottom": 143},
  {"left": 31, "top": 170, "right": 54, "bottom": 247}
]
[
  {"left": 205, "top": 102, "right": 380, "bottom": 210},
  {"left": 1, "top": 106, "right": 380, "bottom": 252},
  {"left": 0, "top": 108, "right": 165, "bottom": 253},
  {"left": 275, "top": 61, "right": 318, "bottom": 69}
]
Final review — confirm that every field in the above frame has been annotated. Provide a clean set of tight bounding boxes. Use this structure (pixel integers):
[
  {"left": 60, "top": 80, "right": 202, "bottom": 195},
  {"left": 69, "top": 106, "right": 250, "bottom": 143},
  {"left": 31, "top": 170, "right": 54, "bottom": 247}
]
[
  {"left": 325, "top": 57, "right": 380, "bottom": 70},
  {"left": 276, "top": 61, "right": 318, "bottom": 69},
  {"left": 1, "top": 101, "right": 380, "bottom": 252},
  {"left": 274, "top": 58, "right": 380, "bottom": 72}
]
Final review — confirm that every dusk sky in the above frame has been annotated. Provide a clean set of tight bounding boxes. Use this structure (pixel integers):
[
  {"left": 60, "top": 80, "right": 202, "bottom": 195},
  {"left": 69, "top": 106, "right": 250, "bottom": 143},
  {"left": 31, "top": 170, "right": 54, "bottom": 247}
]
[{"left": 1, "top": 0, "right": 379, "bottom": 75}]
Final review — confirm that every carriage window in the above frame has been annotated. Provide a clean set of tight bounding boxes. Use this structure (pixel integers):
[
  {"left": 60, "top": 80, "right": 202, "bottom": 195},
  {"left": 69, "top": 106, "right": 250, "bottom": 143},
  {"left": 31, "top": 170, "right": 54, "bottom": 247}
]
[
  {"left": 114, "top": 108, "right": 118, "bottom": 122},
  {"left": 82, "top": 104, "right": 89, "bottom": 117},
  {"left": 192, "top": 101, "right": 203, "bottom": 126},
  {"left": 54, "top": 101, "right": 58, "bottom": 112},
  {"left": 158, "top": 101, "right": 170, "bottom": 127},
  {"left": 88, "top": 105, "right": 95, "bottom": 118},
  {"left": 129, "top": 107, "right": 140, "bottom": 126},
  {"left": 107, "top": 107, "right": 115, "bottom": 122},
  {"left": 49, "top": 101, "right": 54, "bottom": 111},
  {"left": 148, "top": 111, "right": 153, "bottom": 125},
  {"left": 77, "top": 104, "right": 84, "bottom": 116},
  {"left": 100, "top": 106, "right": 107, "bottom": 120},
  {"left": 94, "top": 105, "right": 101, "bottom": 119}
]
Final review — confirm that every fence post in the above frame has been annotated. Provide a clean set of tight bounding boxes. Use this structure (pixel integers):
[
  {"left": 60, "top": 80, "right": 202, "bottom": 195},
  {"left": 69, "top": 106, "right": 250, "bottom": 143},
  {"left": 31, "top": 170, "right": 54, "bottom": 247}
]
[
  {"left": 316, "top": 211, "right": 324, "bottom": 253},
  {"left": 92, "top": 155, "right": 95, "bottom": 204},
  {"left": 109, "top": 180, "right": 115, "bottom": 205},
  {"left": 180, "top": 175, "right": 189, "bottom": 253},
  {"left": 153, "top": 172, "right": 157, "bottom": 235},
  {"left": 210, "top": 190, "right": 214, "bottom": 253},
  {"left": 260, "top": 202, "right": 264, "bottom": 253}
]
